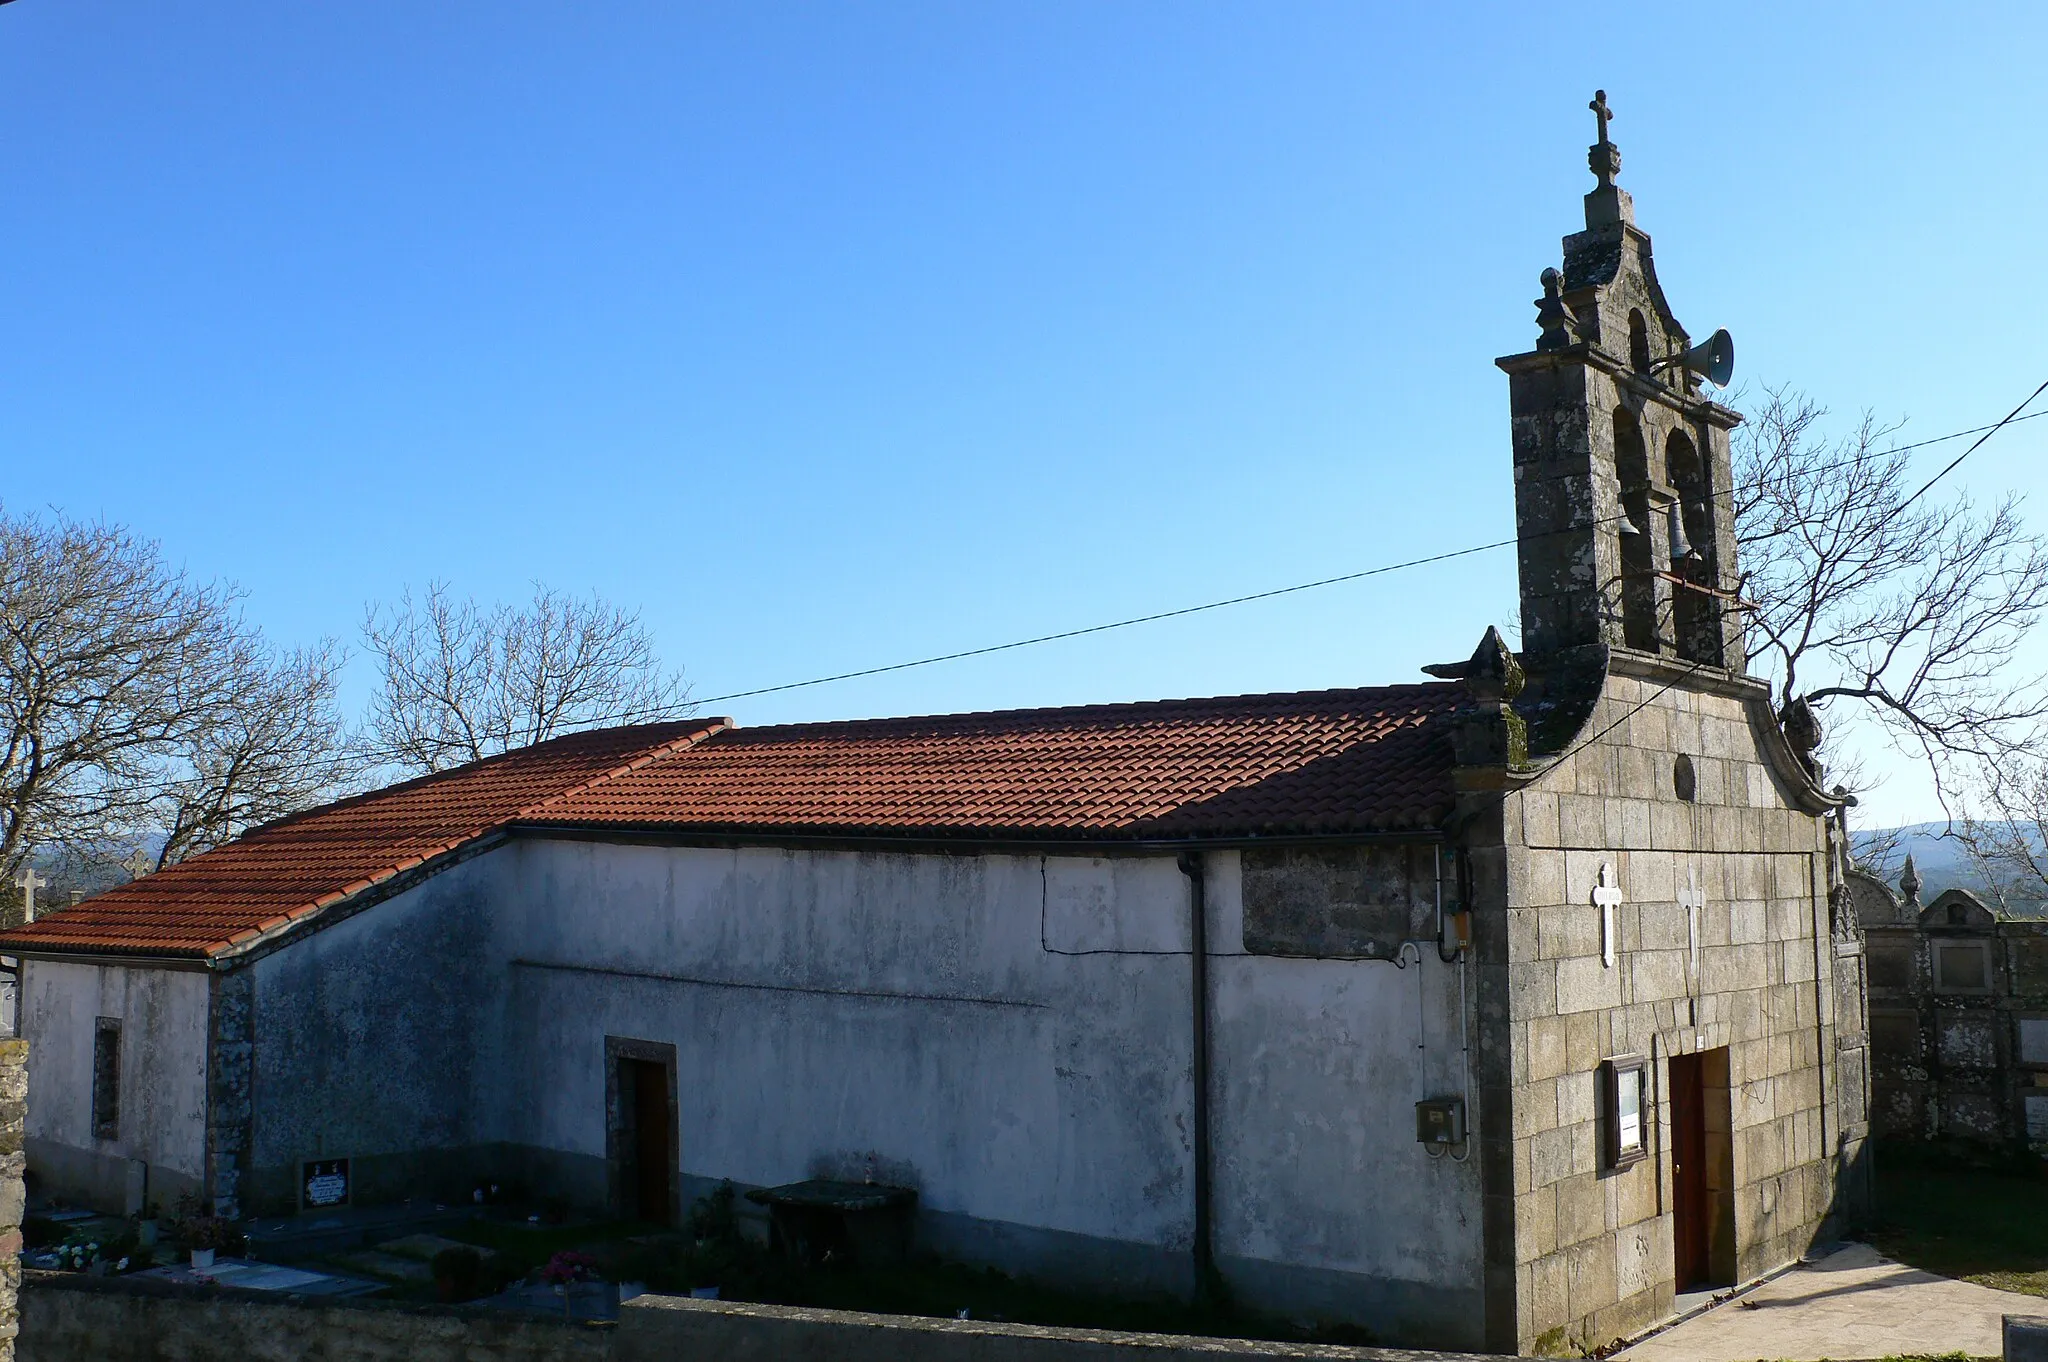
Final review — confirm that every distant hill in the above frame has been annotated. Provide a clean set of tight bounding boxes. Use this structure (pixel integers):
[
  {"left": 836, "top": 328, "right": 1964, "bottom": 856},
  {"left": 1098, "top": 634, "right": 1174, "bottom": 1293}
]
[{"left": 1851, "top": 821, "right": 2048, "bottom": 918}]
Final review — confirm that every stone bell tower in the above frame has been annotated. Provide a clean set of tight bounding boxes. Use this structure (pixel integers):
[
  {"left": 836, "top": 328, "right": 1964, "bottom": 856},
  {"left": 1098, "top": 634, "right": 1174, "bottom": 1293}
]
[{"left": 1496, "top": 92, "right": 1747, "bottom": 671}]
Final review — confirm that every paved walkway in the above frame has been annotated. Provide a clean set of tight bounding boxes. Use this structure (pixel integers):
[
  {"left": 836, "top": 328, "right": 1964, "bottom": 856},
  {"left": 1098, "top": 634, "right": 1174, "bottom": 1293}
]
[{"left": 1619, "top": 1242, "right": 2033, "bottom": 1361}]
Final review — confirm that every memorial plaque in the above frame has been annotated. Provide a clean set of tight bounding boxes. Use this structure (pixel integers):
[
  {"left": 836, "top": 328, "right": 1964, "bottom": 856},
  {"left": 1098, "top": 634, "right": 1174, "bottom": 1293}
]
[
  {"left": 301, "top": 1158, "right": 350, "bottom": 1209},
  {"left": 2020, "top": 1018, "right": 2048, "bottom": 1067},
  {"left": 2027, "top": 1096, "right": 2048, "bottom": 1144}
]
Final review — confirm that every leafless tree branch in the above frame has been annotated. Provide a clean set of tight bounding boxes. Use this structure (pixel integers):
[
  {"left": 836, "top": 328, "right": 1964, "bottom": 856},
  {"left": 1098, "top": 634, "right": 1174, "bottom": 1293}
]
[
  {"left": 0, "top": 505, "right": 360, "bottom": 888},
  {"left": 1734, "top": 387, "right": 2048, "bottom": 815},
  {"left": 361, "top": 581, "right": 691, "bottom": 775}
]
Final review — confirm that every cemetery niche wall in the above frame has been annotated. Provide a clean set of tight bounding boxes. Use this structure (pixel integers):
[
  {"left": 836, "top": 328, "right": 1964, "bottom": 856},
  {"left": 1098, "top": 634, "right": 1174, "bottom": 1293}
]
[{"left": 1855, "top": 862, "right": 2048, "bottom": 1151}]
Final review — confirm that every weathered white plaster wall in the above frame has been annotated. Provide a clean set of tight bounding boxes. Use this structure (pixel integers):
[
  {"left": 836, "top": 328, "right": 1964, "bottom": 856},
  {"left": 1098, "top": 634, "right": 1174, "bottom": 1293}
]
[
  {"left": 477, "top": 839, "right": 1481, "bottom": 1334},
  {"left": 22, "top": 959, "right": 209, "bottom": 1209},
  {"left": 114, "top": 828, "right": 1482, "bottom": 1335},
  {"left": 244, "top": 850, "right": 509, "bottom": 1213}
]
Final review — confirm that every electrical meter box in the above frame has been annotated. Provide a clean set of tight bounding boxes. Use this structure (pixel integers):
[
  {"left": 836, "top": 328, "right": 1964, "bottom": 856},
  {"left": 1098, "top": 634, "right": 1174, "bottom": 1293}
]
[{"left": 1415, "top": 1096, "right": 1467, "bottom": 1145}]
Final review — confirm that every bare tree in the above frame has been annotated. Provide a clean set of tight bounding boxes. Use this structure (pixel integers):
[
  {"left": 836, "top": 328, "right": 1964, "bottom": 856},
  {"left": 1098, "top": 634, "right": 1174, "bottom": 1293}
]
[
  {"left": 150, "top": 640, "right": 363, "bottom": 868},
  {"left": 1849, "top": 823, "right": 1907, "bottom": 880},
  {"left": 0, "top": 506, "right": 359, "bottom": 887},
  {"left": 361, "top": 581, "right": 690, "bottom": 775},
  {"left": 1734, "top": 387, "right": 2048, "bottom": 805},
  {"left": 1954, "top": 761, "right": 2048, "bottom": 909}
]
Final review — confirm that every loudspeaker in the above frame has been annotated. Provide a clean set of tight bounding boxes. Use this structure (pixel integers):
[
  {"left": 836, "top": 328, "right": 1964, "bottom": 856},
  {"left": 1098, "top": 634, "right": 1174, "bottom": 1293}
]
[{"left": 1659, "top": 328, "right": 1735, "bottom": 387}]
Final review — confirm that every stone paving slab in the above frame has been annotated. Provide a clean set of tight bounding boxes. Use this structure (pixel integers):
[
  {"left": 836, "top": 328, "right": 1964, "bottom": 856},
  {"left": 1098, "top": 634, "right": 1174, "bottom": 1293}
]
[
  {"left": 1618, "top": 1243, "right": 2025, "bottom": 1361},
  {"left": 134, "top": 1256, "right": 385, "bottom": 1297}
]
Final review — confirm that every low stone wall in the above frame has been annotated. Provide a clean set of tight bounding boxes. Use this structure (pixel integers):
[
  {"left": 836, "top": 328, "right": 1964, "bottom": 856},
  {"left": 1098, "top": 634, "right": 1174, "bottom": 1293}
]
[
  {"left": 1, "top": 1039, "right": 27, "bottom": 1362},
  {"left": 18, "top": 1274, "right": 613, "bottom": 1362},
  {"left": 16, "top": 1275, "right": 1508, "bottom": 1362},
  {"left": 613, "top": 1295, "right": 1505, "bottom": 1362}
]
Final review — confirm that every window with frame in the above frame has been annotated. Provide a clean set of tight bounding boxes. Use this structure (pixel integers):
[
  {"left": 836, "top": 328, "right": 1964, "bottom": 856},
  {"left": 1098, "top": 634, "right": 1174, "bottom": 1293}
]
[
  {"left": 91, "top": 1017, "right": 121, "bottom": 1141},
  {"left": 1602, "top": 1055, "right": 1648, "bottom": 1168}
]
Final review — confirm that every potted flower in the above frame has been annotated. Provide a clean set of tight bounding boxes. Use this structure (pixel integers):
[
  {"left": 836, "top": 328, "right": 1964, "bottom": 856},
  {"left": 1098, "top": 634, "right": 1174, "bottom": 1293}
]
[
  {"left": 540, "top": 1250, "right": 600, "bottom": 1318},
  {"left": 55, "top": 1236, "right": 102, "bottom": 1273},
  {"left": 183, "top": 1214, "right": 235, "bottom": 1269}
]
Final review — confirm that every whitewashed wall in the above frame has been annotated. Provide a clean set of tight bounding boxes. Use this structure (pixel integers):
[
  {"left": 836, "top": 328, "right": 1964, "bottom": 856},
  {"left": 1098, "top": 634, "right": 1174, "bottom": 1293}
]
[
  {"left": 245, "top": 851, "right": 510, "bottom": 1213},
  {"left": 21, "top": 959, "right": 209, "bottom": 1211},
  {"left": 24, "top": 831, "right": 1485, "bottom": 1341},
  {"left": 479, "top": 840, "right": 1483, "bottom": 1337}
]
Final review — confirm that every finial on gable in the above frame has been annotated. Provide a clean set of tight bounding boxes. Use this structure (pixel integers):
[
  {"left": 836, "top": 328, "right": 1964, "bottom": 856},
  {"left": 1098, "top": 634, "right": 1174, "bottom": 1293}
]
[
  {"left": 1534, "top": 268, "right": 1574, "bottom": 351},
  {"left": 1462, "top": 625, "right": 1526, "bottom": 704},
  {"left": 1448, "top": 626, "right": 1528, "bottom": 772}
]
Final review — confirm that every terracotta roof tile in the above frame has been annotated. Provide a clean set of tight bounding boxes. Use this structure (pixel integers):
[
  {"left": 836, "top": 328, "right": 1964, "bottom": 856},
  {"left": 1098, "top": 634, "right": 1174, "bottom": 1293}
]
[
  {"left": 0, "top": 683, "right": 1460, "bottom": 961},
  {"left": 0, "top": 721, "right": 722, "bottom": 961},
  {"left": 525, "top": 683, "right": 1458, "bottom": 842}
]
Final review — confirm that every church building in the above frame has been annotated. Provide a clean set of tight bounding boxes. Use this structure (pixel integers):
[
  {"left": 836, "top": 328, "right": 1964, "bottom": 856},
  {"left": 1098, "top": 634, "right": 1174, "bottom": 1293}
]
[{"left": 0, "top": 96, "right": 1867, "bottom": 1355}]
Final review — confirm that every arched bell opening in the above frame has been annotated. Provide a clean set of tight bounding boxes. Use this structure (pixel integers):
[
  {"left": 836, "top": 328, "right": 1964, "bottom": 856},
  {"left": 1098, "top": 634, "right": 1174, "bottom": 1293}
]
[
  {"left": 1614, "top": 408, "right": 1656, "bottom": 651},
  {"left": 1628, "top": 310, "right": 1653, "bottom": 375},
  {"left": 1665, "top": 430, "right": 1723, "bottom": 666}
]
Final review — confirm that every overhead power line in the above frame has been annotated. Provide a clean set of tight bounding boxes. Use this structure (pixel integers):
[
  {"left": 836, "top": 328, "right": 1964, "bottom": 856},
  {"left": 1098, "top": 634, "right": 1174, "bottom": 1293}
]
[
  {"left": 688, "top": 395, "right": 2048, "bottom": 709},
  {"left": 345, "top": 386, "right": 2048, "bottom": 771},
  {"left": 1545, "top": 378, "right": 2048, "bottom": 771},
  {"left": 1898, "top": 379, "right": 2048, "bottom": 513}
]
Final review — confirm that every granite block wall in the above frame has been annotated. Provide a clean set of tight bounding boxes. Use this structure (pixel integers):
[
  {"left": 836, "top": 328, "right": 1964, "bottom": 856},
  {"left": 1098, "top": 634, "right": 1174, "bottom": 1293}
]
[{"left": 1494, "top": 666, "right": 1846, "bottom": 1355}]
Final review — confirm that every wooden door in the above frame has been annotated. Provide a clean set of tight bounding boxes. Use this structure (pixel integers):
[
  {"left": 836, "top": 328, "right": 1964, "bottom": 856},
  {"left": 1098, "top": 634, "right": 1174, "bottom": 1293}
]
[
  {"left": 1669, "top": 1052, "right": 1709, "bottom": 1288},
  {"left": 623, "top": 1059, "right": 673, "bottom": 1226}
]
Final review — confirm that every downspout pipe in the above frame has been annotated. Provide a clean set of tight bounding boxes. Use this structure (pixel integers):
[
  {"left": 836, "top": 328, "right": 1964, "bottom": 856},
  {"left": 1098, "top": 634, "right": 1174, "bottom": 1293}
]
[{"left": 1178, "top": 851, "right": 1215, "bottom": 1298}]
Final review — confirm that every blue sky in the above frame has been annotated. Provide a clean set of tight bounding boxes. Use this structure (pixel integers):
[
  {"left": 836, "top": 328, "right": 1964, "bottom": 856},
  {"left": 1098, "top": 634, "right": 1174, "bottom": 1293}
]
[{"left": 4, "top": 3, "right": 2045, "bottom": 826}]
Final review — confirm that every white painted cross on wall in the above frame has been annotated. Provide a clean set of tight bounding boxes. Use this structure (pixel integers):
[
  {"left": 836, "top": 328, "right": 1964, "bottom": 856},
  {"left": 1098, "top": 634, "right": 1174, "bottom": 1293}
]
[
  {"left": 1679, "top": 867, "right": 1706, "bottom": 988},
  {"left": 1593, "top": 862, "right": 1623, "bottom": 968}
]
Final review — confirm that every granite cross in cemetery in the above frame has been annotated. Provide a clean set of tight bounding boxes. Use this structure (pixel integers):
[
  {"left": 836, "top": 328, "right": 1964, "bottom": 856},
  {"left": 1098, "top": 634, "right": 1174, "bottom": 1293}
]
[{"left": 12, "top": 865, "right": 46, "bottom": 925}]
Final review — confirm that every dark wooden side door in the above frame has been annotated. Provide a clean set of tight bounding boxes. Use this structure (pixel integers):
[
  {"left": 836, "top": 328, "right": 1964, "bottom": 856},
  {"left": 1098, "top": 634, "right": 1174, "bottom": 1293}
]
[
  {"left": 623, "top": 1058, "right": 673, "bottom": 1226},
  {"left": 1669, "top": 1051, "right": 1709, "bottom": 1288}
]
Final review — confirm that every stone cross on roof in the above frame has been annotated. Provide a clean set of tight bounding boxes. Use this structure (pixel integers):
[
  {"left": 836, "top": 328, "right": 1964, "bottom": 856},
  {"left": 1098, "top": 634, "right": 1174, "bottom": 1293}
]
[
  {"left": 1587, "top": 89, "right": 1622, "bottom": 193},
  {"left": 13, "top": 865, "right": 47, "bottom": 925}
]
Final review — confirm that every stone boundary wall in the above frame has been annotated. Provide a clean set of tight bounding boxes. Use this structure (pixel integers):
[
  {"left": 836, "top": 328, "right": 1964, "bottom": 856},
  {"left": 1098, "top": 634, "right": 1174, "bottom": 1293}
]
[
  {"left": 19, "top": 1274, "right": 612, "bottom": 1362},
  {"left": 1, "top": 1039, "right": 26, "bottom": 1362},
  {"left": 611, "top": 1295, "right": 1507, "bottom": 1362},
  {"left": 16, "top": 1275, "right": 1509, "bottom": 1362}
]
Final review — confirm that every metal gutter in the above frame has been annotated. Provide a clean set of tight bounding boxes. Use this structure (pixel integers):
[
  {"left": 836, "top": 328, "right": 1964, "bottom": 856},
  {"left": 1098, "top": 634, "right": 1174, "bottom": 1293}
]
[{"left": 1178, "top": 851, "right": 1215, "bottom": 1298}]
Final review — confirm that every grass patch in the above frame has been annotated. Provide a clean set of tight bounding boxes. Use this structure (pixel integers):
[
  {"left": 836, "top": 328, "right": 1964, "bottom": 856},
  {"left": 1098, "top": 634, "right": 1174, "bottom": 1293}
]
[
  {"left": 1868, "top": 1156, "right": 2048, "bottom": 1298},
  {"left": 441, "top": 1216, "right": 652, "bottom": 1271}
]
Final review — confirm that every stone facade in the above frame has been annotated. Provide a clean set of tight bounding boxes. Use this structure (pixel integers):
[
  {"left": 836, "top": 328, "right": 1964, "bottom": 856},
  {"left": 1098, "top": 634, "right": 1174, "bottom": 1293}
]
[
  {"left": 1856, "top": 871, "right": 2048, "bottom": 1148},
  {"left": 1455, "top": 93, "right": 1863, "bottom": 1354},
  {"left": 1461, "top": 656, "right": 1858, "bottom": 1354}
]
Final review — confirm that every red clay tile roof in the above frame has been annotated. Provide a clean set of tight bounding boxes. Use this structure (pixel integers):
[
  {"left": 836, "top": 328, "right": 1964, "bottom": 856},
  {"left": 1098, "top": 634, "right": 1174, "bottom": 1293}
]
[
  {"left": 0, "top": 683, "right": 1460, "bottom": 961},
  {"left": 0, "top": 721, "right": 721, "bottom": 962},
  {"left": 528, "top": 684, "right": 1460, "bottom": 839}
]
